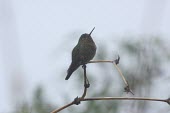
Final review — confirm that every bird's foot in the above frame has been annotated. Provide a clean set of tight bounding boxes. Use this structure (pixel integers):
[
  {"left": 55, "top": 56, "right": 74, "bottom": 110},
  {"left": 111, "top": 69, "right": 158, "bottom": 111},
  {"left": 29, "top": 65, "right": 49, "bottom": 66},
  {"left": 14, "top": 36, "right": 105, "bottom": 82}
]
[{"left": 82, "top": 64, "right": 86, "bottom": 69}]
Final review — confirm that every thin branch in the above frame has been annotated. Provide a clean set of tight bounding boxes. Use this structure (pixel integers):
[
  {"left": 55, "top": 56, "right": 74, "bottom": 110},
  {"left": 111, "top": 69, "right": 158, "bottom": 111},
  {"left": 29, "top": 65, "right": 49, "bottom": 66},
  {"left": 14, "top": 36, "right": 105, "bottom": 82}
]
[
  {"left": 88, "top": 55, "right": 119, "bottom": 64},
  {"left": 51, "top": 101, "right": 74, "bottom": 113},
  {"left": 50, "top": 97, "right": 170, "bottom": 113},
  {"left": 113, "top": 63, "right": 134, "bottom": 95},
  {"left": 89, "top": 60, "right": 114, "bottom": 63},
  {"left": 81, "top": 64, "right": 88, "bottom": 98},
  {"left": 51, "top": 56, "right": 170, "bottom": 113},
  {"left": 82, "top": 97, "right": 167, "bottom": 102},
  {"left": 113, "top": 63, "right": 128, "bottom": 86},
  {"left": 51, "top": 64, "right": 89, "bottom": 113},
  {"left": 89, "top": 57, "right": 134, "bottom": 95}
]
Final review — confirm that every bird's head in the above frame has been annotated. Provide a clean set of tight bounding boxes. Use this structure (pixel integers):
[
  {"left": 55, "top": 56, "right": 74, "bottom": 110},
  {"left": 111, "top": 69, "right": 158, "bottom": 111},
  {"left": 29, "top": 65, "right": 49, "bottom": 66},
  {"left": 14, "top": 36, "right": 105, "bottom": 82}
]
[{"left": 78, "top": 27, "right": 95, "bottom": 43}]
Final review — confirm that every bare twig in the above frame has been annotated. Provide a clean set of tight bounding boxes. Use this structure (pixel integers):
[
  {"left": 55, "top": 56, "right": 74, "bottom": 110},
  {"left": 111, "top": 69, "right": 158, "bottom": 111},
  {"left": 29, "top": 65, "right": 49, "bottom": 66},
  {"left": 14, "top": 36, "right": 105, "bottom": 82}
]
[
  {"left": 89, "top": 56, "right": 134, "bottom": 95},
  {"left": 81, "top": 64, "right": 89, "bottom": 98},
  {"left": 82, "top": 97, "right": 168, "bottom": 102},
  {"left": 69, "top": 64, "right": 90, "bottom": 106},
  {"left": 113, "top": 62, "right": 128, "bottom": 85},
  {"left": 88, "top": 55, "right": 120, "bottom": 64},
  {"left": 89, "top": 60, "right": 114, "bottom": 63},
  {"left": 50, "top": 97, "right": 170, "bottom": 113},
  {"left": 51, "top": 101, "right": 74, "bottom": 113},
  {"left": 51, "top": 64, "right": 89, "bottom": 113},
  {"left": 51, "top": 57, "right": 170, "bottom": 113},
  {"left": 113, "top": 63, "right": 134, "bottom": 95}
]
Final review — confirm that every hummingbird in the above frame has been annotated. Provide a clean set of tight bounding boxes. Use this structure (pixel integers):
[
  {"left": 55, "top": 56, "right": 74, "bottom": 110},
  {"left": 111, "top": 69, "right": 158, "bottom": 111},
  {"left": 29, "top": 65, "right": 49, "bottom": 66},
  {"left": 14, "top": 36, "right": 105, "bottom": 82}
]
[{"left": 65, "top": 27, "right": 96, "bottom": 80}]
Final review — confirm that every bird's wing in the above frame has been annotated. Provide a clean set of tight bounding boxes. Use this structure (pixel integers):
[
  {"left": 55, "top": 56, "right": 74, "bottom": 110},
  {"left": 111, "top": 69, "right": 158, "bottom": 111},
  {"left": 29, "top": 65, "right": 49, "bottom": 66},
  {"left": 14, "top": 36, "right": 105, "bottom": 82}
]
[{"left": 72, "top": 44, "right": 80, "bottom": 62}]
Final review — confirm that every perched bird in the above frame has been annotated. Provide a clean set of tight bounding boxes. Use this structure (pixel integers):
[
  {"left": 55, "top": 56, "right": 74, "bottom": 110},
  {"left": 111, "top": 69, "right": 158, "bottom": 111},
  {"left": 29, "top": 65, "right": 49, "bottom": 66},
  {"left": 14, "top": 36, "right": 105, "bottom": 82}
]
[{"left": 65, "top": 27, "right": 96, "bottom": 80}]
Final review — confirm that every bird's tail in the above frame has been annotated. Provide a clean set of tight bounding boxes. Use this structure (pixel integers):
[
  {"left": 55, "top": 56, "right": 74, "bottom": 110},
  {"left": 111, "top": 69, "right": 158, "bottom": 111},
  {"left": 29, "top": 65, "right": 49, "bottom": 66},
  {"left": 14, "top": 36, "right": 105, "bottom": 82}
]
[{"left": 65, "top": 63, "right": 80, "bottom": 80}]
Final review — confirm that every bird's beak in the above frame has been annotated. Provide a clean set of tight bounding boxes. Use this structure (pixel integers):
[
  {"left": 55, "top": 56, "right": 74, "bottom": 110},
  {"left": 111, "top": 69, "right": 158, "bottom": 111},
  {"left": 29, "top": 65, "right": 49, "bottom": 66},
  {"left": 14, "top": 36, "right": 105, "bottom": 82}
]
[{"left": 89, "top": 27, "right": 95, "bottom": 36}]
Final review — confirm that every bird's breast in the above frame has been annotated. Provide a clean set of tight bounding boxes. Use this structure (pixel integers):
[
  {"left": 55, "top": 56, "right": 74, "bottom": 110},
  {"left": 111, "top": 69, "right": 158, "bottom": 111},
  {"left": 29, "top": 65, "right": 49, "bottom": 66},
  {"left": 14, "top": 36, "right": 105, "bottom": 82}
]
[{"left": 79, "top": 42, "right": 96, "bottom": 64}]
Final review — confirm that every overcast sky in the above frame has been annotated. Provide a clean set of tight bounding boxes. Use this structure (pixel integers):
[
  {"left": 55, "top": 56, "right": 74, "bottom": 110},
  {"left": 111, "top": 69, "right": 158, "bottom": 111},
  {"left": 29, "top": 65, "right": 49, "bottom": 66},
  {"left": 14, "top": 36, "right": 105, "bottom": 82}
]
[{"left": 0, "top": 0, "right": 170, "bottom": 112}]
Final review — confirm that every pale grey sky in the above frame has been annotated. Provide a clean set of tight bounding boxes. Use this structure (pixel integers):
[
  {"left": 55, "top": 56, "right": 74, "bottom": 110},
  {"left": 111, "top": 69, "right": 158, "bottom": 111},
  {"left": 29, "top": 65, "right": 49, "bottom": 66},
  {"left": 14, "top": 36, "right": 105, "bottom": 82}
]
[{"left": 0, "top": 0, "right": 170, "bottom": 112}]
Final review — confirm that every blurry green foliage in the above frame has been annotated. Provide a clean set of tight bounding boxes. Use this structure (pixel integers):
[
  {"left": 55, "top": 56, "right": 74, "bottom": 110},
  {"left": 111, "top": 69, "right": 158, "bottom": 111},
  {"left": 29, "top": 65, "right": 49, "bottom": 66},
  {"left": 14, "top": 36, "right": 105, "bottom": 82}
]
[{"left": 13, "top": 86, "right": 54, "bottom": 113}]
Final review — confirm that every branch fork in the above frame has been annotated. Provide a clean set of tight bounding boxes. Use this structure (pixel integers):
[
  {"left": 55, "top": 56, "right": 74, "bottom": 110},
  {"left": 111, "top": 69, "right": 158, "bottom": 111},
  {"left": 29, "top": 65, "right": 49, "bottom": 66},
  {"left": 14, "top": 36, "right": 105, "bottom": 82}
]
[{"left": 50, "top": 56, "right": 169, "bottom": 113}]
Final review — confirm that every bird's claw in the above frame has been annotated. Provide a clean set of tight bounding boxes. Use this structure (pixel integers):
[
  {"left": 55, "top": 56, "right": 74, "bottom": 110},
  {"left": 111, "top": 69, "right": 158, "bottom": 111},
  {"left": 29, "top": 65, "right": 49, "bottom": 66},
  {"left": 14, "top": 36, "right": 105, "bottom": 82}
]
[{"left": 82, "top": 64, "right": 87, "bottom": 69}]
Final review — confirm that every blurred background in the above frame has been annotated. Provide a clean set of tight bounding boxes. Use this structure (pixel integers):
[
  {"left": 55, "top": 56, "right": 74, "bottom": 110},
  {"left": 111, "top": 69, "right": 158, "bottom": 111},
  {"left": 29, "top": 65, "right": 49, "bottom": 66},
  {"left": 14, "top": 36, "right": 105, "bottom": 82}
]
[{"left": 0, "top": 0, "right": 170, "bottom": 113}]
